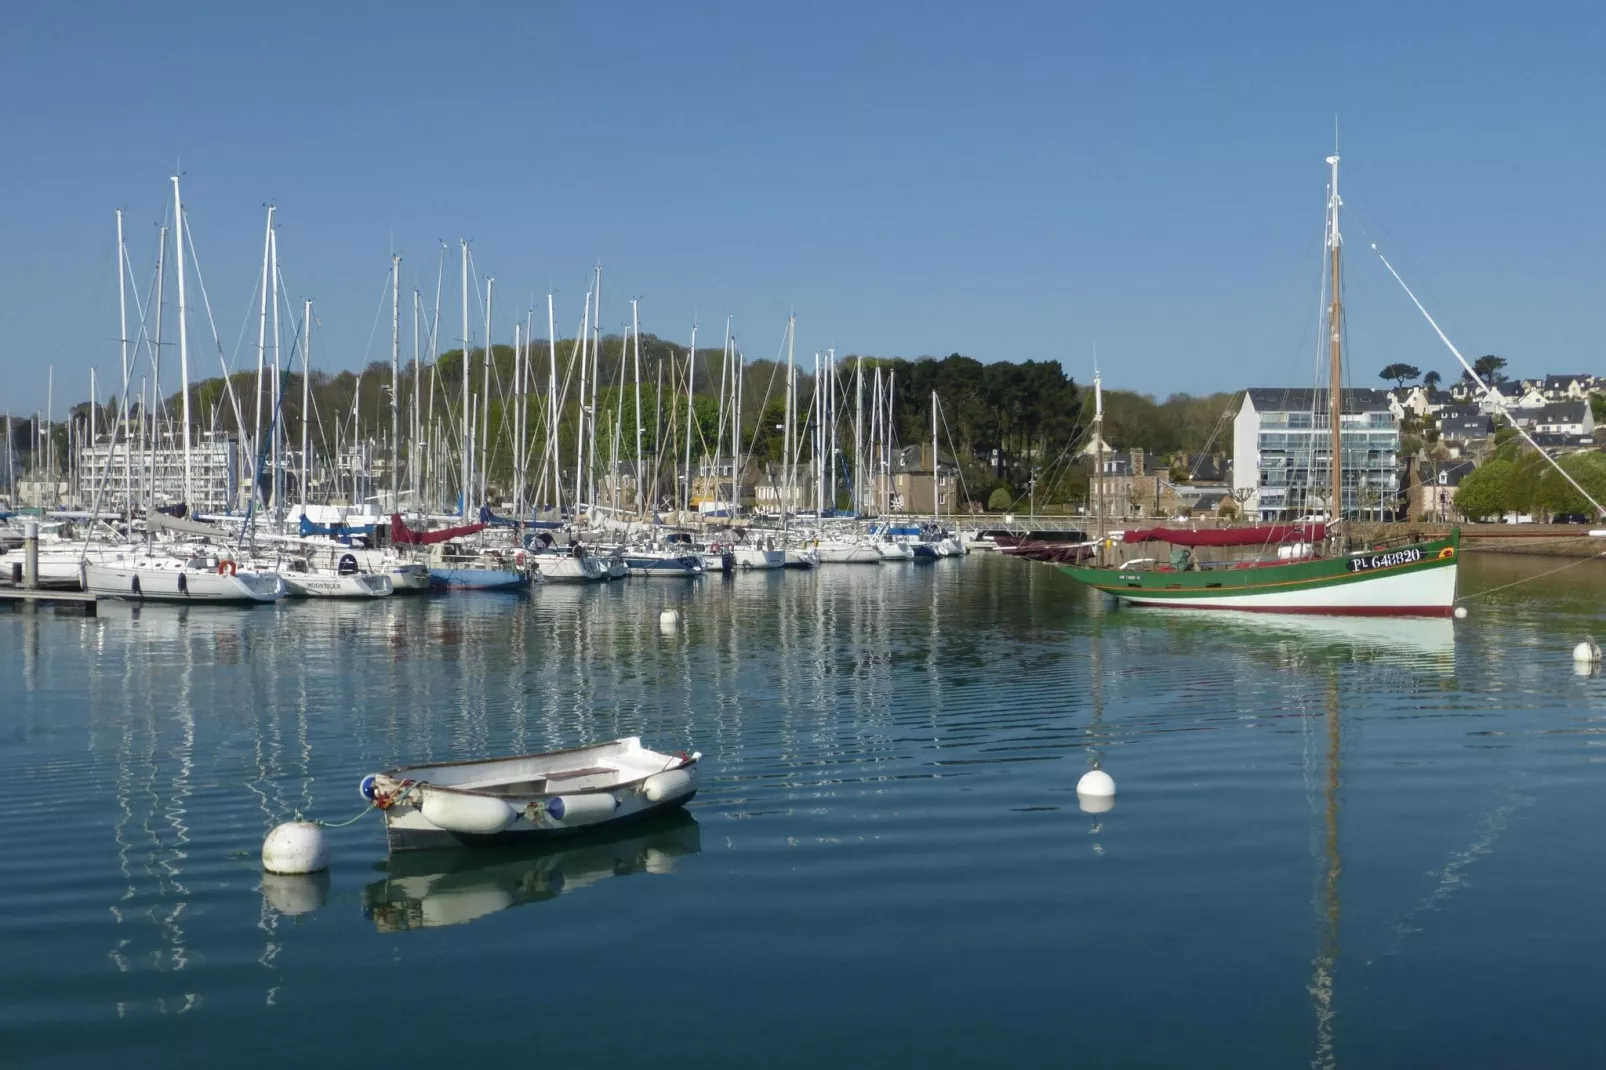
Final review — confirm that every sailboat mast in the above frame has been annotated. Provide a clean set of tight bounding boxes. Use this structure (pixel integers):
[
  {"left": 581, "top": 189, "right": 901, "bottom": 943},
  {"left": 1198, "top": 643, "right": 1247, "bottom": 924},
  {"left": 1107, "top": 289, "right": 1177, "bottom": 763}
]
[
  {"left": 254, "top": 207, "right": 273, "bottom": 502},
  {"left": 854, "top": 356, "right": 863, "bottom": 516},
  {"left": 481, "top": 276, "right": 493, "bottom": 510},
  {"left": 150, "top": 224, "right": 167, "bottom": 512},
  {"left": 171, "top": 176, "right": 193, "bottom": 510},
  {"left": 1326, "top": 153, "right": 1343, "bottom": 523},
  {"left": 684, "top": 321, "right": 697, "bottom": 515},
  {"left": 115, "top": 209, "right": 130, "bottom": 514},
  {"left": 632, "top": 299, "right": 643, "bottom": 516},
  {"left": 1094, "top": 367, "right": 1105, "bottom": 565},
  {"left": 547, "top": 293, "right": 558, "bottom": 513},
  {"left": 581, "top": 289, "right": 600, "bottom": 510},
  {"left": 590, "top": 265, "right": 603, "bottom": 509},
  {"left": 931, "top": 389, "right": 939, "bottom": 525},
  {"left": 270, "top": 224, "right": 282, "bottom": 518},
  {"left": 783, "top": 315, "right": 794, "bottom": 517},
  {"left": 459, "top": 240, "right": 471, "bottom": 516},
  {"left": 302, "top": 299, "right": 311, "bottom": 512},
  {"left": 717, "top": 318, "right": 731, "bottom": 515},
  {"left": 391, "top": 253, "right": 401, "bottom": 513}
]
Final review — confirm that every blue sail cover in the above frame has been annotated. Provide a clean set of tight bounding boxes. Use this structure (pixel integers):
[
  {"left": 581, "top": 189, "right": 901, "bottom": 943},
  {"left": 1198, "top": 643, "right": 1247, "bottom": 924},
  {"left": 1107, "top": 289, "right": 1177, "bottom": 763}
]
[
  {"left": 299, "top": 516, "right": 376, "bottom": 540},
  {"left": 478, "top": 505, "right": 517, "bottom": 528}
]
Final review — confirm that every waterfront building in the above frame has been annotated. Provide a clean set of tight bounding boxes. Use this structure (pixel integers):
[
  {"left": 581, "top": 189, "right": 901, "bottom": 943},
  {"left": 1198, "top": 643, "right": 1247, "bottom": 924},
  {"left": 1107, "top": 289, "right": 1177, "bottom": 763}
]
[
  {"left": 1232, "top": 388, "right": 1401, "bottom": 520},
  {"left": 869, "top": 444, "right": 958, "bottom": 515},
  {"left": 1088, "top": 447, "right": 1176, "bottom": 519},
  {"left": 1409, "top": 459, "right": 1477, "bottom": 521},
  {"left": 76, "top": 431, "right": 240, "bottom": 513}
]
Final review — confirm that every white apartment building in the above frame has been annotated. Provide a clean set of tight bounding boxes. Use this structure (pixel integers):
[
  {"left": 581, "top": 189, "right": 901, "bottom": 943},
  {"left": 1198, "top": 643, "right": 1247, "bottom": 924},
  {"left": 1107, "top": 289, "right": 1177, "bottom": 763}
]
[{"left": 1233, "top": 388, "right": 1401, "bottom": 520}]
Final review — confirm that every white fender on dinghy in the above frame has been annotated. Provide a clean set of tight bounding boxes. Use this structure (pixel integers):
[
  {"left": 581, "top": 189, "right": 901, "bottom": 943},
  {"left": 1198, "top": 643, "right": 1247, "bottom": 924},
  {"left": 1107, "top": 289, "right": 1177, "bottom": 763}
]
[
  {"left": 642, "top": 767, "right": 695, "bottom": 803},
  {"left": 421, "top": 791, "right": 518, "bottom": 834},
  {"left": 546, "top": 793, "right": 619, "bottom": 824}
]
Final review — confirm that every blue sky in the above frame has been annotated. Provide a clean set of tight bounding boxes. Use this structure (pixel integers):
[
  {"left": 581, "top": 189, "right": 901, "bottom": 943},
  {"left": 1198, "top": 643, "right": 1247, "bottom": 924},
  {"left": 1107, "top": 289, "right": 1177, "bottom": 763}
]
[{"left": 1, "top": 1, "right": 1602, "bottom": 414}]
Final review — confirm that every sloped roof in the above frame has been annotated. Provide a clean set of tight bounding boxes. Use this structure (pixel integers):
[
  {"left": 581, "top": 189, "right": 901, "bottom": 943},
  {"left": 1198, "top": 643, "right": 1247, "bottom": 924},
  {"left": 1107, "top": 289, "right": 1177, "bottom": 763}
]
[
  {"left": 1534, "top": 400, "right": 1588, "bottom": 422},
  {"left": 1245, "top": 387, "right": 1393, "bottom": 414},
  {"left": 1439, "top": 411, "right": 1493, "bottom": 436},
  {"left": 1434, "top": 461, "right": 1477, "bottom": 486}
]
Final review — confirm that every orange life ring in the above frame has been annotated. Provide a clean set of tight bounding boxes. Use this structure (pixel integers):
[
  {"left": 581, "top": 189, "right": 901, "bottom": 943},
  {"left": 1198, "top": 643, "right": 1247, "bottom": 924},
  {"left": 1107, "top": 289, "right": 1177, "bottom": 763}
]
[{"left": 216, "top": 559, "right": 238, "bottom": 576}]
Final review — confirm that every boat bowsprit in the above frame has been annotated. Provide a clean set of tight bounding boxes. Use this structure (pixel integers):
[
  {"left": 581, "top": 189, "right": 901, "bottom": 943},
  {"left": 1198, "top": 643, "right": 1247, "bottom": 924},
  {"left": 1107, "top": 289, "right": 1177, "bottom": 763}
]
[{"left": 363, "top": 737, "right": 700, "bottom": 852}]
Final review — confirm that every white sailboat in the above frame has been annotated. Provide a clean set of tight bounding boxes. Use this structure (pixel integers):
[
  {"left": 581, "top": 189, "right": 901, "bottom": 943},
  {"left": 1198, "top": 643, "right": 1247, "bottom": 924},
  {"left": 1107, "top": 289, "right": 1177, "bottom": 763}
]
[
  {"left": 279, "top": 547, "right": 394, "bottom": 598},
  {"left": 84, "top": 548, "right": 284, "bottom": 604}
]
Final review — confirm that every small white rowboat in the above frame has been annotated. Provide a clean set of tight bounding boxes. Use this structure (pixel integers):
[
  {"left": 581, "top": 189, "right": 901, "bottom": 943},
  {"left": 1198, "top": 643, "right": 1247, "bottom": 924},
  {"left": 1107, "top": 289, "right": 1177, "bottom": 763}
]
[{"left": 362, "top": 736, "right": 700, "bottom": 852}]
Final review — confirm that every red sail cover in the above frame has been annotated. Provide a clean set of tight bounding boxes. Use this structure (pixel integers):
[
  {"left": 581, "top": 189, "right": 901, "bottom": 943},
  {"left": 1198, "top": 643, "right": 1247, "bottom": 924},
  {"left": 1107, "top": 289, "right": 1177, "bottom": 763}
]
[
  {"left": 391, "top": 514, "right": 487, "bottom": 545},
  {"left": 1122, "top": 523, "right": 1325, "bottom": 547}
]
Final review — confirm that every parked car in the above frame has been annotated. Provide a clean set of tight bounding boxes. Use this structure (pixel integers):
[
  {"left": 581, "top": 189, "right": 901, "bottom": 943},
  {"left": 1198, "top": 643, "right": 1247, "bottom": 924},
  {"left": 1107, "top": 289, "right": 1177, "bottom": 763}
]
[{"left": 1554, "top": 513, "right": 1589, "bottom": 524}]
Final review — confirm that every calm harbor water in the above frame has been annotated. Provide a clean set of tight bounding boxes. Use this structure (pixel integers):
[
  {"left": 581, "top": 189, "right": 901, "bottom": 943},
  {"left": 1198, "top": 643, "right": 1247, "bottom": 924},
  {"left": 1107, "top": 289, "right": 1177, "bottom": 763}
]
[{"left": 4, "top": 553, "right": 1606, "bottom": 1067}]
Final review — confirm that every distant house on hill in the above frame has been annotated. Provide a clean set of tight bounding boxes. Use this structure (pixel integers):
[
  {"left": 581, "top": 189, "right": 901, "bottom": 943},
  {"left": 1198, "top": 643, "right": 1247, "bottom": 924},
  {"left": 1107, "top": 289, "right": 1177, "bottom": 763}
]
[
  {"left": 1543, "top": 374, "right": 1598, "bottom": 400},
  {"left": 1393, "top": 386, "right": 1456, "bottom": 419},
  {"left": 1436, "top": 408, "right": 1494, "bottom": 459},
  {"left": 1523, "top": 400, "right": 1594, "bottom": 437}
]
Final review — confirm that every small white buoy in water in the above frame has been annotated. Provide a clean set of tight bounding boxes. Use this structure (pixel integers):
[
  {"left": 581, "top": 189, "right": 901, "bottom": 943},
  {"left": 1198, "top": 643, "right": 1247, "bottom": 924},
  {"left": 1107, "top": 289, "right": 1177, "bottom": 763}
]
[
  {"left": 1453, "top": 606, "right": 1468, "bottom": 620},
  {"left": 1077, "top": 769, "right": 1116, "bottom": 797},
  {"left": 659, "top": 608, "right": 681, "bottom": 632},
  {"left": 1573, "top": 637, "right": 1601, "bottom": 665},
  {"left": 262, "top": 821, "right": 329, "bottom": 875}
]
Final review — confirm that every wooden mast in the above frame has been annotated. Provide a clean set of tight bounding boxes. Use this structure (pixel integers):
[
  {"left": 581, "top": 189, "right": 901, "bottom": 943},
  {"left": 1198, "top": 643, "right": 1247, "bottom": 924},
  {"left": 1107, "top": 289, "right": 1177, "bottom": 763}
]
[{"left": 1326, "top": 153, "right": 1344, "bottom": 524}]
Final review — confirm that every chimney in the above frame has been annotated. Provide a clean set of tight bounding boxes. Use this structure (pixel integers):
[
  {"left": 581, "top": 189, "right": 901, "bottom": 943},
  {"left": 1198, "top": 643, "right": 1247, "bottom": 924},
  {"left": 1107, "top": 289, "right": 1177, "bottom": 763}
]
[{"left": 1130, "top": 448, "right": 1145, "bottom": 476}]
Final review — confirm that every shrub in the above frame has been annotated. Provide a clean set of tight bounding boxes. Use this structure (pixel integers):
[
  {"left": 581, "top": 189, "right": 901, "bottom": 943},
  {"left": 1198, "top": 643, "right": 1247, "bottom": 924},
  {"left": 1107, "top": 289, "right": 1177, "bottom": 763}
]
[{"left": 987, "top": 485, "right": 1014, "bottom": 511}]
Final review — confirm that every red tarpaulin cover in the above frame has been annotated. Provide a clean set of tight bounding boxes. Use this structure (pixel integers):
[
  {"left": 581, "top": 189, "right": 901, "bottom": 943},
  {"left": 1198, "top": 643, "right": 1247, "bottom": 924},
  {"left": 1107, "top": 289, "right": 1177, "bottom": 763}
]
[
  {"left": 391, "top": 514, "right": 488, "bottom": 546},
  {"left": 1121, "top": 523, "right": 1325, "bottom": 548}
]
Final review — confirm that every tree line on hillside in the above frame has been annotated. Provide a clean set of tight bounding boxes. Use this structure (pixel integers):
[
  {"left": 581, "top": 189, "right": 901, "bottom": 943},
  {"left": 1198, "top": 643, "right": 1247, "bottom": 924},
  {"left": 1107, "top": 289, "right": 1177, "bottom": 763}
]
[{"left": 4, "top": 337, "right": 1250, "bottom": 511}]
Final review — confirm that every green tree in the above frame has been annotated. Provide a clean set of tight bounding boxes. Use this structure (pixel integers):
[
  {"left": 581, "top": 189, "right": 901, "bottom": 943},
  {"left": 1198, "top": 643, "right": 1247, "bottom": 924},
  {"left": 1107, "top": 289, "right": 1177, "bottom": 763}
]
[
  {"left": 1454, "top": 459, "right": 1515, "bottom": 520},
  {"left": 1536, "top": 451, "right": 1606, "bottom": 518},
  {"left": 1466, "top": 355, "right": 1507, "bottom": 384},
  {"left": 1422, "top": 370, "right": 1442, "bottom": 390},
  {"left": 1379, "top": 363, "right": 1421, "bottom": 389},
  {"left": 1589, "top": 392, "right": 1606, "bottom": 424},
  {"left": 987, "top": 485, "right": 1014, "bottom": 511}
]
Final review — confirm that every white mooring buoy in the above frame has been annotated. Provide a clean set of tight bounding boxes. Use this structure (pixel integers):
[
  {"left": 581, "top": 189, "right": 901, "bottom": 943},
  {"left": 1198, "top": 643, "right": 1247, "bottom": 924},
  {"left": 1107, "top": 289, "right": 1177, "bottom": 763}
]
[
  {"left": 1453, "top": 606, "right": 1468, "bottom": 620},
  {"left": 1573, "top": 637, "right": 1602, "bottom": 666},
  {"left": 262, "top": 821, "right": 329, "bottom": 875},
  {"left": 1077, "top": 769, "right": 1116, "bottom": 814},
  {"left": 659, "top": 608, "right": 681, "bottom": 633},
  {"left": 1077, "top": 769, "right": 1116, "bottom": 797}
]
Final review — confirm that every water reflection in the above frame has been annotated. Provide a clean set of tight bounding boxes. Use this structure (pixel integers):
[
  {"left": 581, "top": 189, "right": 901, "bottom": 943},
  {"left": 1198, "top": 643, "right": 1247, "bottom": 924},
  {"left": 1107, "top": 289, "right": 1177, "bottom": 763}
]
[
  {"left": 360, "top": 812, "right": 702, "bottom": 931},
  {"left": 9, "top": 552, "right": 1606, "bottom": 1063}
]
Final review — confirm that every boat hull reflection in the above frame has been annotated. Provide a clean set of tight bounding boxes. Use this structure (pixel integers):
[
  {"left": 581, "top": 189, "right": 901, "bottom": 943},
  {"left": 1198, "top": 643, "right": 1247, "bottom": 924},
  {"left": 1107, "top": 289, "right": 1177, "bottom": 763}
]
[{"left": 361, "top": 811, "right": 701, "bottom": 931}]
